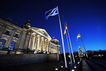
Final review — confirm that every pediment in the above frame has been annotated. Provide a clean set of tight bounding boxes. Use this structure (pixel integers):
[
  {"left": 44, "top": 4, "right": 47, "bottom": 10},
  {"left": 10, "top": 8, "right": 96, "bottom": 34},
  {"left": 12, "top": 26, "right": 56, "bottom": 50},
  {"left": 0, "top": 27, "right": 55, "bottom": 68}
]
[{"left": 31, "top": 27, "right": 51, "bottom": 40}]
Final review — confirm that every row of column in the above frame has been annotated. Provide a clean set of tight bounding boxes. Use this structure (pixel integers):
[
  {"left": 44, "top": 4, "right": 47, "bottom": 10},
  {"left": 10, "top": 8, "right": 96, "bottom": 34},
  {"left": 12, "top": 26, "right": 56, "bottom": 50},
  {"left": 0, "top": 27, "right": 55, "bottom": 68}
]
[{"left": 28, "top": 33, "right": 49, "bottom": 53}]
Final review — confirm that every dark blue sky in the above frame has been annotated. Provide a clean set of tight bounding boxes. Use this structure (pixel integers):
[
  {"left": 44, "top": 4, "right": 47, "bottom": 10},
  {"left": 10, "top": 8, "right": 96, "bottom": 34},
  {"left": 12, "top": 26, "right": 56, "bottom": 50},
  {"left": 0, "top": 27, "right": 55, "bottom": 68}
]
[{"left": 0, "top": 0, "right": 106, "bottom": 53}]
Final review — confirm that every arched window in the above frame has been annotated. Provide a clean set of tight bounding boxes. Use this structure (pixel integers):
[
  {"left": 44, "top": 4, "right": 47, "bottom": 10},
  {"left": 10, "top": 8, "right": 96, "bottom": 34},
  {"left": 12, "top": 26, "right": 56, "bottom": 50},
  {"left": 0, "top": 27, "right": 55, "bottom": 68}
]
[
  {"left": 9, "top": 41, "right": 15, "bottom": 50},
  {"left": 0, "top": 39, "right": 6, "bottom": 49}
]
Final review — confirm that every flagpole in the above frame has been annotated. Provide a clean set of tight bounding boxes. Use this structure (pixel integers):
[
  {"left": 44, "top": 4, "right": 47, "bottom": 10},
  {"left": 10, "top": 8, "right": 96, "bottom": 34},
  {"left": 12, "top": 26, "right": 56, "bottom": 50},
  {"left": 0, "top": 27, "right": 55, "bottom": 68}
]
[
  {"left": 66, "top": 30, "right": 72, "bottom": 64},
  {"left": 80, "top": 37, "right": 88, "bottom": 58},
  {"left": 67, "top": 28, "right": 75, "bottom": 63},
  {"left": 78, "top": 46, "right": 81, "bottom": 61},
  {"left": 57, "top": 6, "right": 67, "bottom": 68}
]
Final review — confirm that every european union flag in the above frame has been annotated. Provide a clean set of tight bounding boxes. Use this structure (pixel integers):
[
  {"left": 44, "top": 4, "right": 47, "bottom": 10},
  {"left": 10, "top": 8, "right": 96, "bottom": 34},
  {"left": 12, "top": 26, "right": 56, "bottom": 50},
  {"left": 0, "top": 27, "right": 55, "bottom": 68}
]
[{"left": 45, "top": 7, "right": 58, "bottom": 19}]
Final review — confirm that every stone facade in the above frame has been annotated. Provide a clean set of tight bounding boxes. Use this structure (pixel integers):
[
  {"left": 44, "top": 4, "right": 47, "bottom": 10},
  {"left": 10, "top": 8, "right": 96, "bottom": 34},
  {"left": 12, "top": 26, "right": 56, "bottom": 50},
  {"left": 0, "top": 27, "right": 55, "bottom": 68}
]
[{"left": 0, "top": 18, "right": 60, "bottom": 54}]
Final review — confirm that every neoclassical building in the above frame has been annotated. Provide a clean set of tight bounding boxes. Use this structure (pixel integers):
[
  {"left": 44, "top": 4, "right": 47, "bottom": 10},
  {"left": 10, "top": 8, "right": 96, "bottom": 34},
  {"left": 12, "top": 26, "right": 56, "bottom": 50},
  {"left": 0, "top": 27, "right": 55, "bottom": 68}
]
[{"left": 0, "top": 18, "right": 60, "bottom": 54}]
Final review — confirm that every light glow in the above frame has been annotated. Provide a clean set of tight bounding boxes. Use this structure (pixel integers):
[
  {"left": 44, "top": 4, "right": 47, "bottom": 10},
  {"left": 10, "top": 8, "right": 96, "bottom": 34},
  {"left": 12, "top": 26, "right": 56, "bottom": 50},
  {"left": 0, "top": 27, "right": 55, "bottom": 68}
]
[
  {"left": 61, "top": 65, "right": 63, "bottom": 68},
  {"left": 55, "top": 68, "right": 58, "bottom": 71},
  {"left": 71, "top": 69, "right": 75, "bottom": 71},
  {"left": 74, "top": 66, "right": 77, "bottom": 68}
]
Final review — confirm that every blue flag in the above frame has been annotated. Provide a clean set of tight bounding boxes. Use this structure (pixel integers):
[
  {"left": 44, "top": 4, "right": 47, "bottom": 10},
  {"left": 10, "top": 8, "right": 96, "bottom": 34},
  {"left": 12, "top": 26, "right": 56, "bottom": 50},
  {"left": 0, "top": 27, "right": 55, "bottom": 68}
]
[{"left": 45, "top": 7, "right": 58, "bottom": 19}]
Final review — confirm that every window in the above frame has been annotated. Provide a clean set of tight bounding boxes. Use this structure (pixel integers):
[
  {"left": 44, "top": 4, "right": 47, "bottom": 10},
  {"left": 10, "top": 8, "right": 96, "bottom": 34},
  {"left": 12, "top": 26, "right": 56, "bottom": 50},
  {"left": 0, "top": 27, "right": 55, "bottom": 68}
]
[
  {"left": 9, "top": 41, "right": 15, "bottom": 50},
  {"left": 0, "top": 39, "right": 6, "bottom": 49},
  {"left": 4, "top": 31, "right": 10, "bottom": 35},
  {"left": 14, "top": 34, "right": 19, "bottom": 38}
]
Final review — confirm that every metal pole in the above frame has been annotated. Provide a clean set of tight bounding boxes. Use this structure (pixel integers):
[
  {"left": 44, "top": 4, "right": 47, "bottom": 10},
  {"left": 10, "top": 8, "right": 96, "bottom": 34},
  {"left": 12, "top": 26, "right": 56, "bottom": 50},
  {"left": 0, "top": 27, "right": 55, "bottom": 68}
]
[
  {"left": 67, "top": 28, "right": 75, "bottom": 63},
  {"left": 66, "top": 31, "right": 72, "bottom": 64},
  {"left": 81, "top": 37, "right": 88, "bottom": 58},
  {"left": 57, "top": 6, "right": 67, "bottom": 68}
]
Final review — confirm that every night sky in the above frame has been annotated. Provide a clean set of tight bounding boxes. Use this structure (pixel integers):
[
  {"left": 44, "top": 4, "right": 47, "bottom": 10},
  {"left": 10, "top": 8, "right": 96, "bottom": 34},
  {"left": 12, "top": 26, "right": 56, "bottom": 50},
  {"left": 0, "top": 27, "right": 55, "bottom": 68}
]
[{"left": 0, "top": 0, "right": 106, "bottom": 53}]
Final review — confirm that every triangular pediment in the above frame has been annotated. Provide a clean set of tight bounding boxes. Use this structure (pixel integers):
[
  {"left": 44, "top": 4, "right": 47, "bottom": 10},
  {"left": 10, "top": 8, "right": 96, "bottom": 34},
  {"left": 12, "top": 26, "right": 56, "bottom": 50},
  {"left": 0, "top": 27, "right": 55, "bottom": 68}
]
[{"left": 31, "top": 27, "right": 51, "bottom": 40}]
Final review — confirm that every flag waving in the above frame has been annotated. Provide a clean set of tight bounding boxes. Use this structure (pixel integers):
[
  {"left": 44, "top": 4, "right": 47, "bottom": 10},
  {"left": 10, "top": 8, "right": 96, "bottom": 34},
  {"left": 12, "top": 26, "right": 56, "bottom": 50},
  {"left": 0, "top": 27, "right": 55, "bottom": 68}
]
[
  {"left": 45, "top": 7, "right": 58, "bottom": 19},
  {"left": 64, "top": 24, "right": 67, "bottom": 34},
  {"left": 45, "top": 6, "right": 68, "bottom": 68},
  {"left": 77, "top": 33, "right": 81, "bottom": 40}
]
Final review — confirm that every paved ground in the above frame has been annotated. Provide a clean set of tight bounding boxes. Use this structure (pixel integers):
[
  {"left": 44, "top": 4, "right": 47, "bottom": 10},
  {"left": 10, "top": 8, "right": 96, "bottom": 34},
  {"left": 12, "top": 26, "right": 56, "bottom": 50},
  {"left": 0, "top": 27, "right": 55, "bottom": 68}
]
[
  {"left": 0, "top": 62, "right": 60, "bottom": 71},
  {"left": 81, "top": 60, "right": 91, "bottom": 71},
  {"left": 77, "top": 59, "right": 106, "bottom": 71},
  {"left": 0, "top": 59, "right": 106, "bottom": 71},
  {"left": 86, "top": 59, "right": 106, "bottom": 71}
]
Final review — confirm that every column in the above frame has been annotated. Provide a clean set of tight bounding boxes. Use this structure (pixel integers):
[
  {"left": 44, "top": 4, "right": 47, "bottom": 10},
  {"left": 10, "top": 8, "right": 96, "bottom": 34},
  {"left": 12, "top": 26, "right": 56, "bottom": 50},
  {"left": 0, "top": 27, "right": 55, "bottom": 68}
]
[
  {"left": 24, "top": 32, "right": 30, "bottom": 50},
  {"left": 43, "top": 38, "right": 46, "bottom": 53},
  {"left": 41, "top": 37, "right": 44, "bottom": 52},
  {"left": 4, "top": 29, "right": 15, "bottom": 49},
  {"left": 18, "top": 31, "right": 27, "bottom": 50},
  {"left": 36, "top": 35, "right": 41, "bottom": 52},
  {"left": 0, "top": 27, "right": 4, "bottom": 38},
  {"left": 28, "top": 32, "right": 32, "bottom": 50},
  {"left": 31, "top": 33, "right": 36, "bottom": 50},
  {"left": 48, "top": 42, "right": 50, "bottom": 53},
  {"left": 45, "top": 39, "right": 48, "bottom": 53},
  {"left": 0, "top": 24, "right": 6, "bottom": 38},
  {"left": 15, "top": 31, "right": 26, "bottom": 50},
  {"left": 34, "top": 34, "right": 37, "bottom": 53}
]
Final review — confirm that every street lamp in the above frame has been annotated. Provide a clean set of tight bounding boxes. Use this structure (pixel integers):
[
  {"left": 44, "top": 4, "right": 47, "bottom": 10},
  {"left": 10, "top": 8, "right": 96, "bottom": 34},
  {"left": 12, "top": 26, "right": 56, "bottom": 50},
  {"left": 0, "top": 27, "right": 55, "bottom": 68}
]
[
  {"left": 55, "top": 68, "right": 58, "bottom": 71},
  {"left": 61, "top": 65, "right": 63, "bottom": 68},
  {"left": 74, "top": 66, "right": 77, "bottom": 69},
  {"left": 71, "top": 69, "right": 75, "bottom": 71},
  {"left": 77, "top": 62, "right": 80, "bottom": 64}
]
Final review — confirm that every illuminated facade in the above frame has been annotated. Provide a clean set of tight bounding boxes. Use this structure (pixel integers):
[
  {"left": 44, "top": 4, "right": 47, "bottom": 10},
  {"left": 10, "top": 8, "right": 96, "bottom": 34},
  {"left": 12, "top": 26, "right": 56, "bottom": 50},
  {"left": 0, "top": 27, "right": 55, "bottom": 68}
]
[{"left": 0, "top": 18, "right": 60, "bottom": 54}]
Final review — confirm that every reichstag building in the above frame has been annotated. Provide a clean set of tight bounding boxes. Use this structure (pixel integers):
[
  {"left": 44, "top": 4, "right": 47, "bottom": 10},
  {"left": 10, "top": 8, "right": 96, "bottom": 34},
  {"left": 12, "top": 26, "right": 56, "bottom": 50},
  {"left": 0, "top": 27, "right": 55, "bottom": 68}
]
[{"left": 0, "top": 18, "right": 60, "bottom": 54}]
